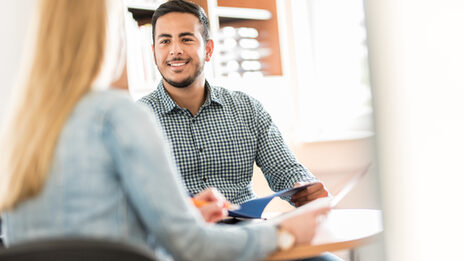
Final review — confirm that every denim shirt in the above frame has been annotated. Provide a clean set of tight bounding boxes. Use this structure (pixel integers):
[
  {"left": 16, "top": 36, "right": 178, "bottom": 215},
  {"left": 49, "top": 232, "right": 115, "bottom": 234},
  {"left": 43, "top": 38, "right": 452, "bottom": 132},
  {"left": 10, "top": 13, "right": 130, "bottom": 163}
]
[{"left": 1, "top": 90, "right": 277, "bottom": 261}]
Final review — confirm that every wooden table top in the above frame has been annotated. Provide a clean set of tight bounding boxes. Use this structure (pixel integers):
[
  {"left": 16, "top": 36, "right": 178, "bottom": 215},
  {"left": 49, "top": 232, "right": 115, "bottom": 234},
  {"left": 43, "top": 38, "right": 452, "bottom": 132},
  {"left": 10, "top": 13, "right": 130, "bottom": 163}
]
[{"left": 266, "top": 209, "right": 383, "bottom": 261}]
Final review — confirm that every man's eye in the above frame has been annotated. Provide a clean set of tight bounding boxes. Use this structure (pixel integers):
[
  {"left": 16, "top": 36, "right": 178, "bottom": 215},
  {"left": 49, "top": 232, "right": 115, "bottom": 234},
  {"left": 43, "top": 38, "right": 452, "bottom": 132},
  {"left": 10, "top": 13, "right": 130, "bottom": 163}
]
[
  {"left": 182, "top": 38, "right": 193, "bottom": 42},
  {"left": 160, "top": 39, "right": 170, "bottom": 44}
]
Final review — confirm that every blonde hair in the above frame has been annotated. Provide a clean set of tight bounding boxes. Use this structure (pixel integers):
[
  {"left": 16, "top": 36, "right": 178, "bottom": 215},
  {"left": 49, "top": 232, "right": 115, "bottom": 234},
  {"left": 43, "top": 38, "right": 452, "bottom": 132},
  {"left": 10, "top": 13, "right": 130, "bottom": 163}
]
[{"left": 0, "top": 0, "right": 108, "bottom": 210}]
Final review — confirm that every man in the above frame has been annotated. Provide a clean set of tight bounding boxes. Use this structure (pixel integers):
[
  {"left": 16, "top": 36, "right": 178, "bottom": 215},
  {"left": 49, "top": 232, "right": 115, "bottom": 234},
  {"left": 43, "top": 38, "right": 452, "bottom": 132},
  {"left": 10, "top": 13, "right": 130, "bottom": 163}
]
[{"left": 139, "top": 0, "right": 329, "bottom": 206}]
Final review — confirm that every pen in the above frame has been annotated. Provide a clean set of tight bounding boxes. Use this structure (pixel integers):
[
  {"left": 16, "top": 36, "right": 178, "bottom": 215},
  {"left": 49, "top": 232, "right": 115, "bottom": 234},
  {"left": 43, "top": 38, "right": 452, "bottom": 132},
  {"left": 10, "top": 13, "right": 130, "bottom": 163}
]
[{"left": 191, "top": 198, "right": 241, "bottom": 210}]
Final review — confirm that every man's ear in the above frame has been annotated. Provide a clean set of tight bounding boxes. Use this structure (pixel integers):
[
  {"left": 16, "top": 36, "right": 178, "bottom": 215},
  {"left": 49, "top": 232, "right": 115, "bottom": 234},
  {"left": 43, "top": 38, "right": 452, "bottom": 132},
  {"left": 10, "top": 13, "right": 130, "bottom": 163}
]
[{"left": 205, "top": 39, "right": 214, "bottom": 62}]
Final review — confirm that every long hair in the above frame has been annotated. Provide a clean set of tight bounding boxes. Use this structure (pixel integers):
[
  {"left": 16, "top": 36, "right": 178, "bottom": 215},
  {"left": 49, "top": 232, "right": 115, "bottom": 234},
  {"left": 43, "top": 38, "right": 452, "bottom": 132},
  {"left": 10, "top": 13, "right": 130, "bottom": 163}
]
[{"left": 0, "top": 0, "right": 107, "bottom": 210}]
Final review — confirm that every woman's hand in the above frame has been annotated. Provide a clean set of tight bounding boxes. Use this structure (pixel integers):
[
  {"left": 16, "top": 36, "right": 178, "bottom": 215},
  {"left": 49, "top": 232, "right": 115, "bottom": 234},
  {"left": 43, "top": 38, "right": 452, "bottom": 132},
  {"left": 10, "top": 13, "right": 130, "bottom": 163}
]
[
  {"left": 279, "top": 204, "right": 330, "bottom": 245},
  {"left": 193, "top": 188, "right": 229, "bottom": 223}
]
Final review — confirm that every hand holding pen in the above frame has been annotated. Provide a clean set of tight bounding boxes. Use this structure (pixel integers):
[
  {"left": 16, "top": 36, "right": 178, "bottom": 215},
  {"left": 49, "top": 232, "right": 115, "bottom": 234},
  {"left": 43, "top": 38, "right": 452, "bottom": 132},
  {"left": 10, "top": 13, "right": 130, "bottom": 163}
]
[{"left": 191, "top": 188, "right": 238, "bottom": 223}]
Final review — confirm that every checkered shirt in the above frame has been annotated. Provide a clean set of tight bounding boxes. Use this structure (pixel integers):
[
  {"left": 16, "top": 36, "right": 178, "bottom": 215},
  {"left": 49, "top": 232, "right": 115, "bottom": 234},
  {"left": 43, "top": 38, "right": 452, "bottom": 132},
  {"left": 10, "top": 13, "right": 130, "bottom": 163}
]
[{"left": 138, "top": 81, "right": 316, "bottom": 204}]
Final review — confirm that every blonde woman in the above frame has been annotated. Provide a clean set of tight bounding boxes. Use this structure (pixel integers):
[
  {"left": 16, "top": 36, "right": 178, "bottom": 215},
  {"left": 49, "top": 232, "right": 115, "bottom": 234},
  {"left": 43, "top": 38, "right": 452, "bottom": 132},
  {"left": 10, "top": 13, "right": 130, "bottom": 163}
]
[{"left": 0, "top": 0, "right": 332, "bottom": 260}]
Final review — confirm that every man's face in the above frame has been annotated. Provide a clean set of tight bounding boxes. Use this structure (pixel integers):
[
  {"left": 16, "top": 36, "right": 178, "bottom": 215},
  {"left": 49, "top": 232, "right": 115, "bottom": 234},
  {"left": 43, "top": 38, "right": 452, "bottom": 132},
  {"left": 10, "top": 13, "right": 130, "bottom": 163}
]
[{"left": 153, "top": 12, "right": 213, "bottom": 88}]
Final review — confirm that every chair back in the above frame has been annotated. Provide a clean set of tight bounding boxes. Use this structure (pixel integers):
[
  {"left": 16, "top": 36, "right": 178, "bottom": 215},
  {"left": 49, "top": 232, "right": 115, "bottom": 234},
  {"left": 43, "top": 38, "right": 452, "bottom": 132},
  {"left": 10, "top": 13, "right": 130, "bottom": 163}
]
[
  {"left": 0, "top": 238, "right": 157, "bottom": 261},
  {"left": 0, "top": 218, "right": 3, "bottom": 248}
]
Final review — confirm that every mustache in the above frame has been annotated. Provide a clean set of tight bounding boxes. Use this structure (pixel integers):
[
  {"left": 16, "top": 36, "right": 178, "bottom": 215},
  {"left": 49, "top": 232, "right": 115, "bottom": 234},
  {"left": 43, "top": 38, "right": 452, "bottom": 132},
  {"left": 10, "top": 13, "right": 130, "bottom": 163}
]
[{"left": 167, "top": 57, "right": 191, "bottom": 63}]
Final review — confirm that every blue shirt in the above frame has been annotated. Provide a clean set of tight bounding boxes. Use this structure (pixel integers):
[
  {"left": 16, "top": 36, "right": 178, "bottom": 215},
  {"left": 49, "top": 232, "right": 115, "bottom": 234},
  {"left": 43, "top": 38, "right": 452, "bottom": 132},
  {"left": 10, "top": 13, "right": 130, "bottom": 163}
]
[
  {"left": 138, "top": 82, "right": 316, "bottom": 204},
  {"left": 1, "top": 90, "right": 277, "bottom": 261}
]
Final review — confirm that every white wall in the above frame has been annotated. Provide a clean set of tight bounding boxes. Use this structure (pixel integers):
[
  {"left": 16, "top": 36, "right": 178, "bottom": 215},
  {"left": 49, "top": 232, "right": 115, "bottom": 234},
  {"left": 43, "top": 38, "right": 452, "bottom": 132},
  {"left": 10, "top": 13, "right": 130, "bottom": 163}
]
[
  {"left": 0, "top": 0, "right": 34, "bottom": 126},
  {"left": 365, "top": 0, "right": 464, "bottom": 260}
]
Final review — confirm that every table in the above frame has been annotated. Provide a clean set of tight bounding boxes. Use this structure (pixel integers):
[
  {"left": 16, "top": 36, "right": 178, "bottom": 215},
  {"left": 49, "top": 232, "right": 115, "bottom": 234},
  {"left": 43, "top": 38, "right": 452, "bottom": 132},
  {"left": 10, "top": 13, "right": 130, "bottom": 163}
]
[{"left": 265, "top": 209, "right": 383, "bottom": 261}]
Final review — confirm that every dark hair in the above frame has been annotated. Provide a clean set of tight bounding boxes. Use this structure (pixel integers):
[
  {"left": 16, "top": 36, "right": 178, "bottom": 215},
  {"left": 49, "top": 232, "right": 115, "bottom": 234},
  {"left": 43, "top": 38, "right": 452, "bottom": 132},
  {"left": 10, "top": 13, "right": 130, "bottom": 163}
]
[{"left": 152, "top": 0, "right": 210, "bottom": 43}]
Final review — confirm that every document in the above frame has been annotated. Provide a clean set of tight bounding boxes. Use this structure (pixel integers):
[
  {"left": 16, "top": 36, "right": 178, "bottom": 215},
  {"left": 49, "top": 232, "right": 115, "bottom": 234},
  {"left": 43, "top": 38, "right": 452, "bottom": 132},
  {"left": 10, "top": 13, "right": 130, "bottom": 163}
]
[
  {"left": 228, "top": 183, "right": 316, "bottom": 219},
  {"left": 228, "top": 164, "right": 371, "bottom": 219}
]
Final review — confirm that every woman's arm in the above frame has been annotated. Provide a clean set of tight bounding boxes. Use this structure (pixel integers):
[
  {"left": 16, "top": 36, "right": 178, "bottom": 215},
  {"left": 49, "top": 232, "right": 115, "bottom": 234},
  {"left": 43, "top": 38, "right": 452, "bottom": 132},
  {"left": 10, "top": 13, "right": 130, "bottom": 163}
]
[{"left": 102, "top": 97, "right": 277, "bottom": 261}]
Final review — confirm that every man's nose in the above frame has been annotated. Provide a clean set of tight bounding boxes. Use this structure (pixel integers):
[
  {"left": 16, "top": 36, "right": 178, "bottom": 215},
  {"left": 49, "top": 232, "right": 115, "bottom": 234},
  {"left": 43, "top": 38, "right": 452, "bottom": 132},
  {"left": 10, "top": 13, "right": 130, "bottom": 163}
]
[{"left": 169, "top": 41, "right": 183, "bottom": 55}]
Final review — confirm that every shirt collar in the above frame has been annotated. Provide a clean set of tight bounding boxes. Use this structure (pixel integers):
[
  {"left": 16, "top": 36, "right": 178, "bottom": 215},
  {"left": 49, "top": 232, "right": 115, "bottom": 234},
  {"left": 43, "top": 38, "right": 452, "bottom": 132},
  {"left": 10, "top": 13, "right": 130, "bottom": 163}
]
[
  {"left": 157, "top": 81, "right": 223, "bottom": 114},
  {"left": 204, "top": 81, "right": 224, "bottom": 107},
  {"left": 157, "top": 81, "right": 178, "bottom": 114}
]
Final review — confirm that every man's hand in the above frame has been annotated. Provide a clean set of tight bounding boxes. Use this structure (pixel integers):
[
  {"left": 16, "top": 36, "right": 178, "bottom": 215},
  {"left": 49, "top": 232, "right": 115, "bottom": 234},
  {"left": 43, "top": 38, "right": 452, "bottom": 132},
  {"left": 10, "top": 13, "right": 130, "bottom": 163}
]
[
  {"left": 193, "top": 188, "right": 229, "bottom": 223},
  {"left": 290, "top": 181, "right": 329, "bottom": 207}
]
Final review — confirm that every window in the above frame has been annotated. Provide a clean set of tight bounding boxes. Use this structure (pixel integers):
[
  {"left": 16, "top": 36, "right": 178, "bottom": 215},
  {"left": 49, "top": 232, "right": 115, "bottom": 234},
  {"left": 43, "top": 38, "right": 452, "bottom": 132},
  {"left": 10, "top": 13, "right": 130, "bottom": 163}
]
[{"left": 290, "top": 0, "right": 373, "bottom": 142}]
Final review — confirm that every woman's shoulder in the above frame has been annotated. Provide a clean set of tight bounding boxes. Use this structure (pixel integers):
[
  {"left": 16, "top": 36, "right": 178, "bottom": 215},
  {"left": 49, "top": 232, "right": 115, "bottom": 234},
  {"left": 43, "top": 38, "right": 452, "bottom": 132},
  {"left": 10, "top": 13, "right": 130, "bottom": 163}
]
[
  {"left": 65, "top": 90, "right": 155, "bottom": 136},
  {"left": 81, "top": 90, "right": 133, "bottom": 108},
  {"left": 77, "top": 90, "right": 145, "bottom": 118}
]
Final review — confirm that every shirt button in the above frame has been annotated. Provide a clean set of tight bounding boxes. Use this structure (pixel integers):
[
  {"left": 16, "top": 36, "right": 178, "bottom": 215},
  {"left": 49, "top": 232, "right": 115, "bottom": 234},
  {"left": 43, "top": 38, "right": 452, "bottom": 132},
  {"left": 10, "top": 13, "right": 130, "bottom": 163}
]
[
  {"left": 199, "top": 148, "right": 203, "bottom": 152},
  {"left": 202, "top": 177, "right": 207, "bottom": 182},
  {"left": 192, "top": 119, "right": 196, "bottom": 123}
]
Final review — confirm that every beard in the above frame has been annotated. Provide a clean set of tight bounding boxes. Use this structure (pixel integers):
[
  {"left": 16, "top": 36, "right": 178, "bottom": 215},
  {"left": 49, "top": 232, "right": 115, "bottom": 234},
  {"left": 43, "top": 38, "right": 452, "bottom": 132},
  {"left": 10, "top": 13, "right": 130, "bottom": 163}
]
[{"left": 159, "top": 59, "right": 205, "bottom": 88}]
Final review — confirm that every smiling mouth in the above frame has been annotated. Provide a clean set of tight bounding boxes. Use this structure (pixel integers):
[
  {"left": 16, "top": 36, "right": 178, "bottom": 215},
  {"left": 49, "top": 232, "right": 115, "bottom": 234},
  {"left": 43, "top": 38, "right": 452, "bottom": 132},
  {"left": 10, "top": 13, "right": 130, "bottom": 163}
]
[{"left": 167, "top": 59, "right": 190, "bottom": 67}]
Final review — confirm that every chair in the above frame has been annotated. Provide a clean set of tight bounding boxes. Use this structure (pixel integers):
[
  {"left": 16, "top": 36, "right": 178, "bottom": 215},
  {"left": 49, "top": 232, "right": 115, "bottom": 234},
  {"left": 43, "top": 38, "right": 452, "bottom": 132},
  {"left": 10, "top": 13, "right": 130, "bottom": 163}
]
[
  {"left": 0, "top": 237, "right": 157, "bottom": 261},
  {"left": 0, "top": 218, "right": 3, "bottom": 248}
]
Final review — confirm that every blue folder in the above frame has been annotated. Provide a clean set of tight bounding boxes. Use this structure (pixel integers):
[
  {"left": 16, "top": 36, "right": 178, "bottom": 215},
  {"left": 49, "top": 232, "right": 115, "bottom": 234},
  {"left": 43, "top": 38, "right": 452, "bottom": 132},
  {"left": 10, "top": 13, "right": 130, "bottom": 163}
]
[{"left": 228, "top": 183, "right": 315, "bottom": 219}]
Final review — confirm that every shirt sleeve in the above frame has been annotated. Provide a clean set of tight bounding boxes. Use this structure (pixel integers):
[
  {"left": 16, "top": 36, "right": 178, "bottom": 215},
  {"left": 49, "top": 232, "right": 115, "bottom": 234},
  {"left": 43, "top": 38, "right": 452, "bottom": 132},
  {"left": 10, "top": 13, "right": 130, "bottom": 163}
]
[
  {"left": 102, "top": 97, "right": 277, "bottom": 261},
  {"left": 253, "top": 99, "right": 318, "bottom": 199}
]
